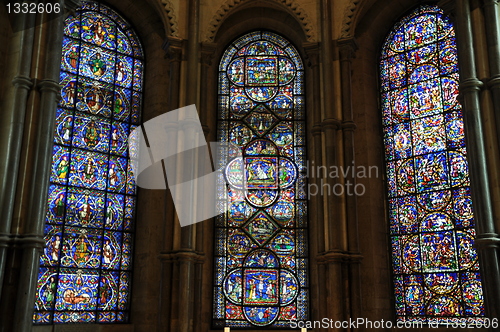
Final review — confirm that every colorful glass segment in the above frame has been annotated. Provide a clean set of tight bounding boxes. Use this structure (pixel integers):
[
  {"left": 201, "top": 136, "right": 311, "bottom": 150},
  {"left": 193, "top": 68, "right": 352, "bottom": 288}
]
[
  {"left": 381, "top": 6, "right": 485, "bottom": 323},
  {"left": 34, "top": 1, "right": 142, "bottom": 324},
  {"left": 214, "top": 31, "right": 308, "bottom": 328}
]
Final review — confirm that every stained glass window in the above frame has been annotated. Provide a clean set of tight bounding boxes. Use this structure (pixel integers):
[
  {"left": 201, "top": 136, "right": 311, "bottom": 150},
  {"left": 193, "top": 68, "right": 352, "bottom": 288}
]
[
  {"left": 213, "top": 31, "right": 308, "bottom": 328},
  {"left": 34, "top": 0, "right": 143, "bottom": 324},
  {"left": 380, "top": 6, "right": 485, "bottom": 323}
]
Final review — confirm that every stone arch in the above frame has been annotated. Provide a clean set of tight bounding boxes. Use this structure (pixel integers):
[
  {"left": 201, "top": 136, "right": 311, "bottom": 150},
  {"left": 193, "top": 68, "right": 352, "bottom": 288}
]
[
  {"left": 205, "top": 0, "right": 316, "bottom": 43},
  {"left": 103, "top": 0, "right": 168, "bottom": 43}
]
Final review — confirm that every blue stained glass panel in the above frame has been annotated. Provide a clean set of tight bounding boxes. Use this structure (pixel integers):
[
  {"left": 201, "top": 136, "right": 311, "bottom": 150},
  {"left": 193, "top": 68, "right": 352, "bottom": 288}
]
[
  {"left": 380, "top": 5, "right": 484, "bottom": 323},
  {"left": 214, "top": 31, "right": 308, "bottom": 328},
  {"left": 35, "top": 0, "right": 142, "bottom": 324}
]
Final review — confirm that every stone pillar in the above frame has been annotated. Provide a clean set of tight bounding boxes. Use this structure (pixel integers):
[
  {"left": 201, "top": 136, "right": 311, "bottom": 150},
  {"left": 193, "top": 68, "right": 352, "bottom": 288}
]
[
  {"left": 200, "top": 43, "right": 216, "bottom": 135},
  {"left": 304, "top": 42, "right": 327, "bottom": 321},
  {"left": 193, "top": 42, "right": 215, "bottom": 332},
  {"left": 15, "top": 4, "right": 65, "bottom": 331},
  {"left": 455, "top": 0, "right": 500, "bottom": 320},
  {"left": 0, "top": 6, "right": 36, "bottom": 301},
  {"left": 158, "top": 120, "right": 179, "bottom": 330},
  {"left": 319, "top": 1, "right": 346, "bottom": 328},
  {"left": 318, "top": 253, "right": 347, "bottom": 331},
  {"left": 338, "top": 37, "right": 362, "bottom": 322},
  {"left": 0, "top": 1, "right": 67, "bottom": 330},
  {"left": 166, "top": 0, "right": 203, "bottom": 330},
  {"left": 157, "top": 37, "right": 183, "bottom": 330},
  {"left": 483, "top": 0, "right": 500, "bottom": 151},
  {"left": 320, "top": 0, "right": 343, "bottom": 253}
]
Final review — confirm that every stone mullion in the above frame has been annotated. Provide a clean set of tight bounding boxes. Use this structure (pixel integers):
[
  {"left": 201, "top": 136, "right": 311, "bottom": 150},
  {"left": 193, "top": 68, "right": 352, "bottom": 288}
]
[
  {"left": 455, "top": 0, "right": 500, "bottom": 320},
  {"left": 338, "top": 37, "right": 362, "bottom": 322}
]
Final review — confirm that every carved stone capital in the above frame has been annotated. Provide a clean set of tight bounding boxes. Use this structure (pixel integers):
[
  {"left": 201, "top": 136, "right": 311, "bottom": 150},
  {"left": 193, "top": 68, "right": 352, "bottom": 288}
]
[
  {"left": 303, "top": 42, "right": 320, "bottom": 67},
  {"left": 201, "top": 42, "right": 217, "bottom": 66},
  {"left": 163, "top": 37, "right": 184, "bottom": 61},
  {"left": 337, "top": 38, "right": 358, "bottom": 61}
]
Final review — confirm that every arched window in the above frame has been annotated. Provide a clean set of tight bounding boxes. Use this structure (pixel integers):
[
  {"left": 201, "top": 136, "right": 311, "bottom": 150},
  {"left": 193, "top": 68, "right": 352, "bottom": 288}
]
[
  {"left": 213, "top": 31, "right": 309, "bottom": 328},
  {"left": 34, "top": 1, "right": 143, "bottom": 324},
  {"left": 380, "top": 6, "right": 484, "bottom": 322}
]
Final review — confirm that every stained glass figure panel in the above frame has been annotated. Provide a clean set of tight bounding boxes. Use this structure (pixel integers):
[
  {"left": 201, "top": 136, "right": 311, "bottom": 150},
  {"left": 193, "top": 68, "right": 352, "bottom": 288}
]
[
  {"left": 213, "top": 31, "right": 308, "bottom": 328},
  {"left": 35, "top": 0, "right": 143, "bottom": 324},
  {"left": 380, "top": 5, "right": 485, "bottom": 323}
]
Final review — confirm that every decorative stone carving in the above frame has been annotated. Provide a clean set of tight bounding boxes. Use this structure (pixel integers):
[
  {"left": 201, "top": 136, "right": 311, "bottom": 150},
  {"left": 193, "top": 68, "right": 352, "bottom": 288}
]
[
  {"left": 204, "top": 0, "right": 316, "bottom": 42},
  {"left": 340, "top": 0, "right": 361, "bottom": 39},
  {"left": 161, "top": 0, "right": 179, "bottom": 37}
]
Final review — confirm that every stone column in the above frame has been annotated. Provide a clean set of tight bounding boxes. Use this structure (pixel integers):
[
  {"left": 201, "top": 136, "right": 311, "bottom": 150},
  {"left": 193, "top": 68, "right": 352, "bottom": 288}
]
[
  {"left": 0, "top": 6, "right": 36, "bottom": 300},
  {"left": 483, "top": 0, "right": 500, "bottom": 151},
  {"left": 455, "top": 0, "right": 500, "bottom": 320},
  {"left": 304, "top": 42, "right": 327, "bottom": 321},
  {"left": 319, "top": 1, "right": 346, "bottom": 327},
  {"left": 176, "top": 0, "right": 202, "bottom": 330},
  {"left": 158, "top": 121, "right": 180, "bottom": 330},
  {"left": 338, "top": 37, "right": 362, "bottom": 321},
  {"left": 157, "top": 37, "right": 183, "bottom": 330},
  {"left": 0, "top": 1, "right": 68, "bottom": 330},
  {"left": 193, "top": 42, "right": 216, "bottom": 332},
  {"left": 200, "top": 43, "right": 216, "bottom": 134},
  {"left": 15, "top": 4, "right": 65, "bottom": 331},
  {"left": 320, "top": 0, "right": 343, "bottom": 252}
]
